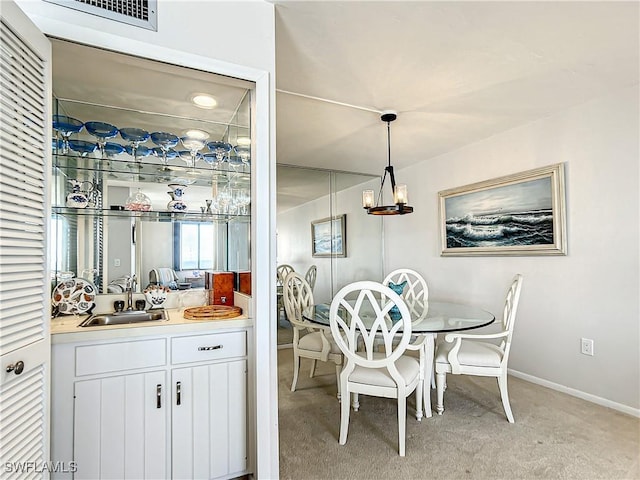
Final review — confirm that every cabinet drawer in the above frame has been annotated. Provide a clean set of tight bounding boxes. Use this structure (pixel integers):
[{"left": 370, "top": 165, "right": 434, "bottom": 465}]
[
  {"left": 171, "top": 331, "right": 246, "bottom": 365},
  {"left": 75, "top": 339, "right": 166, "bottom": 376}
]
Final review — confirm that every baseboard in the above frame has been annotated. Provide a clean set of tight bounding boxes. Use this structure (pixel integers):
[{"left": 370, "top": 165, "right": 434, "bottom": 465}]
[{"left": 508, "top": 368, "right": 640, "bottom": 418}]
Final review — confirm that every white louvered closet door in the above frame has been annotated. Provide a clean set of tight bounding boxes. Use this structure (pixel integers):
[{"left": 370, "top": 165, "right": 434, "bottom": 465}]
[{"left": 0, "top": 1, "right": 51, "bottom": 478}]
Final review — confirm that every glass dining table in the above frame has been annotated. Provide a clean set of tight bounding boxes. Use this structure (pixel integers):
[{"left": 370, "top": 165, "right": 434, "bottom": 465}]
[{"left": 302, "top": 301, "right": 495, "bottom": 416}]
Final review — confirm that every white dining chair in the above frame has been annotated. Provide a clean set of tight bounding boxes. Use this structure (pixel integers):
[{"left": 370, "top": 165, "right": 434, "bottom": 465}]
[
  {"left": 435, "top": 274, "right": 524, "bottom": 422},
  {"left": 382, "top": 268, "right": 435, "bottom": 400},
  {"left": 283, "top": 272, "right": 342, "bottom": 397},
  {"left": 330, "top": 280, "right": 428, "bottom": 456},
  {"left": 382, "top": 268, "right": 429, "bottom": 322},
  {"left": 277, "top": 264, "right": 295, "bottom": 320},
  {"left": 304, "top": 264, "right": 317, "bottom": 292}
]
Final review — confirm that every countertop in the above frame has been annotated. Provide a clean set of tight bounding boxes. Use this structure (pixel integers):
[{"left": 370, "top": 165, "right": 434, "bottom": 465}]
[{"left": 50, "top": 308, "right": 252, "bottom": 344}]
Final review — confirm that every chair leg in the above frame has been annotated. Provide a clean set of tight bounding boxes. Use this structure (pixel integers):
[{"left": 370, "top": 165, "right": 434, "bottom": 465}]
[
  {"left": 352, "top": 392, "right": 359, "bottom": 411},
  {"left": 334, "top": 363, "right": 342, "bottom": 400},
  {"left": 423, "top": 334, "right": 435, "bottom": 417},
  {"left": 497, "top": 373, "right": 515, "bottom": 423},
  {"left": 397, "top": 396, "right": 406, "bottom": 457},
  {"left": 339, "top": 388, "right": 350, "bottom": 445},
  {"left": 309, "top": 359, "right": 317, "bottom": 378},
  {"left": 415, "top": 379, "right": 423, "bottom": 421},
  {"left": 291, "top": 353, "right": 300, "bottom": 392},
  {"left": 436, "top": 372, "right": 446, "bottom": 415}
]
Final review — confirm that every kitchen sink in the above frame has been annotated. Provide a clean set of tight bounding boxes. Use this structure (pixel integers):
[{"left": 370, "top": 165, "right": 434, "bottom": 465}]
[{"left": 79, "top": 310, "right": 168, "bottom": 327}]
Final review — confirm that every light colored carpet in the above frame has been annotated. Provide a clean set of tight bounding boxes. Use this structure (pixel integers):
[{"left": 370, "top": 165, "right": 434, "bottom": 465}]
[{"left": 277, "top": 348, "right": 639, "bottom": 480}]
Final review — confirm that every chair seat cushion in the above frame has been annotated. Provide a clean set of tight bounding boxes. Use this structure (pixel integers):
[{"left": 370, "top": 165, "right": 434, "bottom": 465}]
[
  {"left": 349, "top": 354, "right": 420, "bottom": 388},
  {"left": 435, "top": 339, "right": 503, "bottom": 367},
  {"left": 299, "top": 331, "right": 341, "bottom": 354}
]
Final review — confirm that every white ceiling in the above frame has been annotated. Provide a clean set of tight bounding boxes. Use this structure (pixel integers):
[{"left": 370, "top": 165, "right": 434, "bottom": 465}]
[
  {"left": 274, "top": 1, "right": 639, "bottom": 176},
  {"left": 50, "top": 2, "right": 639, "bottom": 213}
]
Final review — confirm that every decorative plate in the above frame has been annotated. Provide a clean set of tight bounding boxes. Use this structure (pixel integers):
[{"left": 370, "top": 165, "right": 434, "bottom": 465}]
[
  {"left": 52, "top": 277, "right": 97, "bottom": 315},
  {"left": 144, "top": 285, "right": 169, "bottom": 308}
]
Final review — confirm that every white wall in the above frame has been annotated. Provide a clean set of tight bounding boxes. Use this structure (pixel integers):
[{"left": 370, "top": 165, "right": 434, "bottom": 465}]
[
  {"left": 386, "top": 86, "right": 639, "bottom": 413},
  {"left": 15, "top": 0, "right": 274, "bottom": 73},
  {"left": 15, "top": 0, "right": 279, "bottom": 476}
]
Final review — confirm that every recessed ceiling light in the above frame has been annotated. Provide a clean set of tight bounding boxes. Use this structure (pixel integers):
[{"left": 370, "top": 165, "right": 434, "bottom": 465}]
[
  {"left": 184, "top": 129, "right": 210, "bottom": 140},
  {"left": 191, "top": 94, "right": 217, "bottom": 109},
  {"left": 236, "top": 136, "right": 251, "bottom": 146}
]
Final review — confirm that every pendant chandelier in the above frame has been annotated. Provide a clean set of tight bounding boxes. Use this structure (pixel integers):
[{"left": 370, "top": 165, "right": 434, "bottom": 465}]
[{"left": 362, "top": 111, "right": 414, "bottom": 215}]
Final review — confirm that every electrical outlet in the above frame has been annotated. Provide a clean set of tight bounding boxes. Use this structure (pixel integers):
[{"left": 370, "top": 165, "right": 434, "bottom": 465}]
[
  {"left": 581, "top": 338, "right": 594, "bottom": 356},
  {"left": 114, "top": 258, "right": 121, "bottom": 267}
]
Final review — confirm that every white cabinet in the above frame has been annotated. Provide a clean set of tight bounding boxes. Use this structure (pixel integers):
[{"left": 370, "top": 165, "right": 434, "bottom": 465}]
[
  {"left": 74, "top": 371, "right": 167, "bottom": 479},
  {"left": 170, "top": 331, "right": 248, "bottom": 479},
  {"left": 51, "top": 327, "right": 250, "bottom": 480},
  {"left": 172, "top": 361, "right": 247, "bottom": 479}
]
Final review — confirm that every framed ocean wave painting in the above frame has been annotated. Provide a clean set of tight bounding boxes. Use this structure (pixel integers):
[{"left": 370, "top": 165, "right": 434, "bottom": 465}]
[
  {"left": 311, "top": 214, "right": 347, "bottom": 258},
  {"left": 439, "top": 163, "right": 567, "bottom": 256}
]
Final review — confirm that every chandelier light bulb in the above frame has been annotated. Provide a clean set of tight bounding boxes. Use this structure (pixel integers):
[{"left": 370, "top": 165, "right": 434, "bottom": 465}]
[
  {"left": 362, "top": 190, "right": 375, "bottom": 208},
  {"left": 394, "top": 184, "right": 408, "bottom": 205}
]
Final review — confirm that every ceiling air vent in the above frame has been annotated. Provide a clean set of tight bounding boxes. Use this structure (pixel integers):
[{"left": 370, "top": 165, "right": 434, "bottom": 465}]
[{"left": 44, "top": 0, "right": 157, "bottom": 31}]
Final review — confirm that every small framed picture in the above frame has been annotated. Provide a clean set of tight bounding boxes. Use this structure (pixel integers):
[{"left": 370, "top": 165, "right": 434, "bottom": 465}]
[
  {"left": 439, "top": 163, "right": 567, "bottom": 256},
  {"left": 311, "top": 214, "right": 347, "bottom": 258}
]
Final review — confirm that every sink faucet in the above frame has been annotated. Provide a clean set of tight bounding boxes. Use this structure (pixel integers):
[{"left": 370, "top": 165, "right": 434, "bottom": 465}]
[{"left": 125, "top": 275, "right": 137, "bottom": 311}]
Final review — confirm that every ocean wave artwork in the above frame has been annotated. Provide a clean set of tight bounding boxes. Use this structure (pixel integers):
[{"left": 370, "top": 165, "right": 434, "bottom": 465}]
[
  {"left": 312, "top": 215, "right": 346, "bottom": 257},
  {"left": 314, "top": 234, "right": 343, "bottom": 254},
  {"left": 446, "top": 209, "right": 553, "bottom": 248},
  {"left": 444, "top": 176, "right": 555, "bottom": 249}
]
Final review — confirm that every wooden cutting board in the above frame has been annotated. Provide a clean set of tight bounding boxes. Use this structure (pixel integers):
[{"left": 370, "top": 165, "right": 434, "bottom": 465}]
[{"left": 183, "top": 305, "right": 242, "bottom": 320}]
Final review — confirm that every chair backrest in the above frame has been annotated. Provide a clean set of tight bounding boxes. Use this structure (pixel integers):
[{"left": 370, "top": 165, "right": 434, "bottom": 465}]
[
  {"left": 330, "top": 281, "right": 413, "bottom": 372},
  {"left": 277, "top": 264, "right": 295, "bottom": 286},
  {"left": 282, "top": 272, "right": 314, "bottom": 328},
  {"left": 501, "top": 274, "right": 524, "bottom": 359},
  {"left": 382, "top": 268, "right": 429, "bottom": 321},
  {"left": 149, "top": 268, "right": 178, "bottom": 288},
  {"left": 305, "top": 265, "right": 317, "bottom": 291}
]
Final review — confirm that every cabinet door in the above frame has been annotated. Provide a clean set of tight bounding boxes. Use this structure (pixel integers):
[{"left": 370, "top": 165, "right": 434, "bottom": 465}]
[
  {"left": 172, "top": 360, "right": 247, "bottom": 480},
  {"left": 0, "top": 2, "right": 52, "bottom": 476},
  {"left": 74, "top": 371, "right": 167, "bottom": 479}
]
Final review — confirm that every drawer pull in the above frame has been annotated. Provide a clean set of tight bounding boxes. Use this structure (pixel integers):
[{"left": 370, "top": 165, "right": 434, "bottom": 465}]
[
  {"left": 198, "top": 345, "right": 223, "bottom": 351},
  {"left": 156, "top": 384, "right": 162, "bottom": 409},
  {"left": 176, "top": 381, "right": 181, "bottom": 406}
]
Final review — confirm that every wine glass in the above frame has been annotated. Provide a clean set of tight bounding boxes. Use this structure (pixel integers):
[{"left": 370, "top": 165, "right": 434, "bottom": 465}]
[
  {"left": 84, "top": 121, "right": 118, "bottom": 159},
  {"left": 68, "top": 139, "right": 98, "bottom": 157},
  {"left": 227, "top": 152, "right": 244, "bottom": 172},
  {"left": 124, "top": 144, "right": 151, "bottom": 181},
  {"left": 206, "top": 141, "right": 232, "bottom": 165},
  {"left": 235, "top": 189, "right": 250, "bottom": 215},
  {"left": 119, "top": 127, "right": 150, "bottom": 163},
  {"left": 234, "top": 145, "right": 251, "bottom": 171},
  {"left": 152, "top": 147, "right": 178, "bottom": 182},
  {"left": 52, "top": 115, "right": 84, "bottom": 154},
  {"left": 180, "top": 134, "right": 208, "bottom": 170},
  {"left": 216, "top": 186, "right": 232, "bottom": 214},
  {"left": 150, "top": 132, "right": 179, "bottom": 169},
  {"left": 103, "top": 142, "right": 125, "bottom": 160}
]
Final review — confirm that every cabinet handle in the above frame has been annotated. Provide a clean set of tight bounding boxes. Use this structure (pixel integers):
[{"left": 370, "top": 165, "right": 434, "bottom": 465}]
[
  {"left": 6, "top": 361, "right": 25, "bottom": 375},
  {"left": 156, "top": 384, "right": 162, "bottom": 409},
  {"left": 176, "top": 381, "right": 181, "bottom": 406},
  {"left": 198, "top": 345, "right": 222, "bottom": 351}
]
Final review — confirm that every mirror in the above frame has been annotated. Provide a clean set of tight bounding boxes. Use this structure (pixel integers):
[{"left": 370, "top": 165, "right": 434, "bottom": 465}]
[
  {"left": 50, "top": 39, "right": 252, "bottom": 294},
  {"left": 277, "top": 166, "right": 383, "bottom": 302},
  {"left": 276, "top": 165, "right": 383, "bottom": 345}
]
